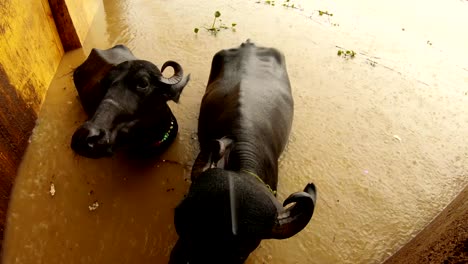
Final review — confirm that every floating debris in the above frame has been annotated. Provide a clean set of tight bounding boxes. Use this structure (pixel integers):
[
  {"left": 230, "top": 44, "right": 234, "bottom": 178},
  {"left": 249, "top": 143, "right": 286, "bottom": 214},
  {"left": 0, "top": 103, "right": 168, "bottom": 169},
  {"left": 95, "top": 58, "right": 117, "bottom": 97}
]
[
  {"left": 88, "top": 201, "right": 99, "bottom": 211},
  {"left": 393, "top": 135, "right": 402, "bottom": 142},
  {"left": 49, "top": 183, "right": 56, "bottom": 197},
  {"left": 367, "top": 59, "right": 377, "bottom": 67}
]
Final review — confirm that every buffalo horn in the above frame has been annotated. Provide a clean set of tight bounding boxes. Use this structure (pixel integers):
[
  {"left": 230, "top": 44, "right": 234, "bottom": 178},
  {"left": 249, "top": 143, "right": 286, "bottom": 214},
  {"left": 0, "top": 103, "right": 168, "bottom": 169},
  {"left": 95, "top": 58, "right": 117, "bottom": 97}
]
[
  {"left": 160, "top": 60, "right": 184, "bottom": 85},
  {"left": 268, "top": 183, "right": 317, "bottom": 239}
]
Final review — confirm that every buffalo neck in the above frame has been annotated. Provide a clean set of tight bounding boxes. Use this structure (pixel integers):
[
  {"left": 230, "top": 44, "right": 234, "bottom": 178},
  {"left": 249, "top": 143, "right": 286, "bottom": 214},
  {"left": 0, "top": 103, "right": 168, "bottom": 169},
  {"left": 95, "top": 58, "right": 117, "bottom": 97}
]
[
  {"left": 141, "top": 101, "right": 174, "bottom": 127},
  {"left": 133, "top": 103, "right": 177, "bottom": 145},
  {"left": 229, "top": 139, "right": 279, "bottom": 191}
]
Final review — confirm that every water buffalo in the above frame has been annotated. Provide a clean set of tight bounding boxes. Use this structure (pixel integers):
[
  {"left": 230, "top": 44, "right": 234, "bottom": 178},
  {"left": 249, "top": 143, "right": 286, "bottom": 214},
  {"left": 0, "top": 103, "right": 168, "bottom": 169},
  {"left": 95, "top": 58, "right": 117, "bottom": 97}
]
[
  {"left": 71, "top": 45, "right": 190, "bottom": 158},
  {"left": 170, "top": 40, "right": 317, "bottom": 264}
]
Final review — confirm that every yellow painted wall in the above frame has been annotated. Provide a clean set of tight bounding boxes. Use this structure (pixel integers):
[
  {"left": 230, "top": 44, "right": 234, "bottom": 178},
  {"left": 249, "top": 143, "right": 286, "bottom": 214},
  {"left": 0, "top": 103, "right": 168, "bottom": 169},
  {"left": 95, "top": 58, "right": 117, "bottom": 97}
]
[
  {"left": 65, "top": 0, "right": 100, "bottom": 48},
  {"left": 0, "top": 0, "right": 63, "bottom": 112}
]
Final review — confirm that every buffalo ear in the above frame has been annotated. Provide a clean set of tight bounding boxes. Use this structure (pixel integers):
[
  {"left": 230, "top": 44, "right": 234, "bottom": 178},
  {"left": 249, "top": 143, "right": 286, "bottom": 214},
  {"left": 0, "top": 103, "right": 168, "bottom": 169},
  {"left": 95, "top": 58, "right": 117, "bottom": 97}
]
[
  {"left": 190, "top": 137, "right": 233, "bottom": 181},
  {"left": 163, "top": 73, "right": 191, "bottom": 103},
  {"left": 211, "top": 137, "right": 233, "bottom": 168}
]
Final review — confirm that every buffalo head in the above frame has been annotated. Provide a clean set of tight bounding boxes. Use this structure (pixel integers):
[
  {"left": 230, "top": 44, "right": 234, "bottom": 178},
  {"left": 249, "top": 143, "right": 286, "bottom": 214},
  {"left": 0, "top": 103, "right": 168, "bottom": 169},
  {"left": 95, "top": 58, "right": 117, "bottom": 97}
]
[
  {"left": 71, "top": 45, "right": 190, "bottom": 158},
  {"left": 170, "top": 142, "right": 316, "bottom": 264}
]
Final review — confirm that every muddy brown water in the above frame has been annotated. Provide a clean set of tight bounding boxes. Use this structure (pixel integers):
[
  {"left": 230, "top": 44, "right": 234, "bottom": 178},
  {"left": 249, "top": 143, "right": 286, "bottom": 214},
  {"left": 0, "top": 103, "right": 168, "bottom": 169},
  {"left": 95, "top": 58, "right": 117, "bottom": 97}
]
[{"left": 3, "top": 0, "right": 468, "bottom": 263}]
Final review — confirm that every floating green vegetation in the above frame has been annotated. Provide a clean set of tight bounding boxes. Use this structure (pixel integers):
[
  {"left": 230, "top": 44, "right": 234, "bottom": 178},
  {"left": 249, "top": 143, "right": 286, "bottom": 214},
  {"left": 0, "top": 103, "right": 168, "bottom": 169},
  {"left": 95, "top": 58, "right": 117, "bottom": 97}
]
[
  {"left": 194, "top": 11, "right": 237, "bottom": 36},
  {"left": 337, "top": 49, "right": 356, "bottom": 59},
  {"left": 282, "top": 0, "right": 296, "bottom": 8},
  {"left": 313, "top": 10, "right": 337, "bottom": 26},
  {"left": 318, "top": 10, "right": 333, "bottom": 16},
  {"left": 255, "top": 0, "right": 301, "bottom": 10}
]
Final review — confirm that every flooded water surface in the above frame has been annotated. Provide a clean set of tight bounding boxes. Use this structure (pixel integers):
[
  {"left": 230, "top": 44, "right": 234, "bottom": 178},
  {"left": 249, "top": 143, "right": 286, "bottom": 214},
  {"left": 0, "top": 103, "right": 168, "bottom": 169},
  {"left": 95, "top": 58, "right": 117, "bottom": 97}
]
[{"left": 3, "top": 0, "right": 468, "bottom": 263}]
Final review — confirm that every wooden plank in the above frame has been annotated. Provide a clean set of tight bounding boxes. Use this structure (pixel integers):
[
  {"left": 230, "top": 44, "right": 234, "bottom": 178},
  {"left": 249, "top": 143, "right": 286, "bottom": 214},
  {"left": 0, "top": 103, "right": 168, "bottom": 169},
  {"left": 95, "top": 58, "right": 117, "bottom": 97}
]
[
  {"left": 48, "top": 0, "right": 100, "bottom": 51},
  {"left": 48, "top": 0, "right": 82, "bottom": 51}
]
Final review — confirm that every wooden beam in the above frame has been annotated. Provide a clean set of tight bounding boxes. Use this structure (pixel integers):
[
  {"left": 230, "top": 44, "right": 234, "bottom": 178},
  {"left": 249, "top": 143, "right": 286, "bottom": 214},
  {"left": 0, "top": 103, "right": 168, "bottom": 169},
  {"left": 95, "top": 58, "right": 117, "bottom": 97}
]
[
  {"left": 48, "top": 0, "right": 101, "bottom": 51},
  {"left": 48, "top": 0, "right": 82, "bottom": 51}
]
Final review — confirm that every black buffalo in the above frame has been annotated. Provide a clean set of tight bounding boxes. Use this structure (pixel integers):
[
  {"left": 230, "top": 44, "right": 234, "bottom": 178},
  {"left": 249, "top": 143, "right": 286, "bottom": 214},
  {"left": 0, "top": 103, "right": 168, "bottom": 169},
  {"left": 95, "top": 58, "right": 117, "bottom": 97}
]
[
  {"left": 71, "top": 45, "right": 190, "bottom": 158},
  {"left": 170, "top": 40, "right": 317, "bottom": 264}
]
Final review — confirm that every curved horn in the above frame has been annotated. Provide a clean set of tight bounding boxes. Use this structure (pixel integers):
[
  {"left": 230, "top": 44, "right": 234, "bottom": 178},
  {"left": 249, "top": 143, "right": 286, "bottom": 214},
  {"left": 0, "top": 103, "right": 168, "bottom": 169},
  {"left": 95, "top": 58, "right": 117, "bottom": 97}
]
[
  {"left": 268, "top": 183, "right": 317, "bottom": 239},
  {"left": 160, "top": 60, "right": 184, "bottom": 85}
]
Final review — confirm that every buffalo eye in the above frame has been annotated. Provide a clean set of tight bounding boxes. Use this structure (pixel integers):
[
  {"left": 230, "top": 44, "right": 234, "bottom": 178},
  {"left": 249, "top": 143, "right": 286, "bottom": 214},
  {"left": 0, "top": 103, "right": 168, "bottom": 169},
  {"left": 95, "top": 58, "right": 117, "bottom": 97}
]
[{"left": 136, "top": 77, "right": 150, "bottom": 91}]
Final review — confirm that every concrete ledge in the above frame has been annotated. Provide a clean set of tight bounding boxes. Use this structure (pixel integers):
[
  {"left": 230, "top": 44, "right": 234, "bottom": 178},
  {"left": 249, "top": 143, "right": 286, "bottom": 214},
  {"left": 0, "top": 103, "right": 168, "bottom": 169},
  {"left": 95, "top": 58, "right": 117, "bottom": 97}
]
[
  {"left": 0, "top": 0, "right": 63, "bottom": 250},
  {"left": 0, "top": 0, "right": 99, "bottom": 253},
  {"left": 384, "top": 185, "right": 468, "bottom": 263},
  {"left": 0, "top": 65, "right": 37, "bottom": 252}
]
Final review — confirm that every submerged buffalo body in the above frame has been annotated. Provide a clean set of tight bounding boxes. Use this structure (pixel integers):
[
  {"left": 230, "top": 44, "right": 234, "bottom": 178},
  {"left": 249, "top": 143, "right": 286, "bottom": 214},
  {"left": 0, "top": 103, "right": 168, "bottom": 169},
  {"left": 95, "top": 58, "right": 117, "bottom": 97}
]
[
  {"left": 170, "top": 40, "right": 317, "bottom": 263},
  {"left": 71, "top": 45, "right": 190, "bottom": 158}
]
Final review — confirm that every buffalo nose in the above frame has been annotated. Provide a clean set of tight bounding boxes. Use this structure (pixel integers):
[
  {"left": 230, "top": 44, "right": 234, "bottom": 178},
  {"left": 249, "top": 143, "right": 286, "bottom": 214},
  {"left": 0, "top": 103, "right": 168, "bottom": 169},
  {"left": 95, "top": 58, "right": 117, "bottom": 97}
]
[
  {"left": 71, "top": 124, "right": 109, "bottom": 151},
  {"left": 84, "top": 127, "right": 107, "bottom": 148}
]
